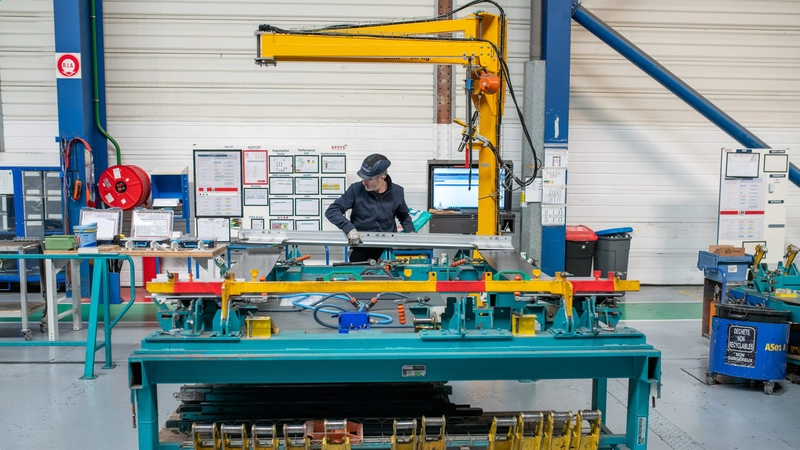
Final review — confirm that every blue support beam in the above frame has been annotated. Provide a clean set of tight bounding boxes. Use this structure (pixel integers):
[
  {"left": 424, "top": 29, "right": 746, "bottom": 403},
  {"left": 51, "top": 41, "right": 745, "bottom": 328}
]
[
  {"left": 54, "top": 0, "right": 109, "bottom": 296},
  {"left": 539, "top": 0, "right": 575, "bottom": 275},
  {"left": 571, "top": 4, "right": 800, "bottom": 188}
]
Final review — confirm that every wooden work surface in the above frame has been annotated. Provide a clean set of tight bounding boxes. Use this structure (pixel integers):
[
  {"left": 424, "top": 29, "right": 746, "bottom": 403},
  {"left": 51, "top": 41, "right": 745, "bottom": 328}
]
[{"left": 44, "top": 244, "right": 226, "bottom": 259}]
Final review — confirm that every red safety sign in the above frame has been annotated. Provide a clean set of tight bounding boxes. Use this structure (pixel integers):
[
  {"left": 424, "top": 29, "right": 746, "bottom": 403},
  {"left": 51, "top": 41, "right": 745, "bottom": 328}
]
[{"left": 55, "top": 53, "right": 81, "bottom": 78}]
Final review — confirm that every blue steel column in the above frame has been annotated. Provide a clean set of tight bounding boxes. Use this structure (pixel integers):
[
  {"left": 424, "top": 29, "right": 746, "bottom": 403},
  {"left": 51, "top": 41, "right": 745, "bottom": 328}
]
[
  {"left": 570, "top": 4, "right": 800, "bottom": 187},
  {"left": 54, "top": 0, "right": 109, "bottom": 296},
  {"left": 540, "top": 0, "right": 574, "bottom": 274}
]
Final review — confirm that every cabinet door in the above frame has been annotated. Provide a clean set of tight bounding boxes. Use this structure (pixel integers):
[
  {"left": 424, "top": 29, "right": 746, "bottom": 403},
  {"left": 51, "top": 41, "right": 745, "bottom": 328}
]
[
  {"left": 0, "top": 195, "right": 15, "bottom": 235},
  {"left": 44, "top": 171, "right": 62, "bottom": 197},
  {"left": 45, "top": 197, "right": 64, "bottom": 233},
  {"left": 24, "top": 197, "right": 45, "bottom": 238},
  {"left": 22, "top": 171, "right": 43, "bottom": 196}
]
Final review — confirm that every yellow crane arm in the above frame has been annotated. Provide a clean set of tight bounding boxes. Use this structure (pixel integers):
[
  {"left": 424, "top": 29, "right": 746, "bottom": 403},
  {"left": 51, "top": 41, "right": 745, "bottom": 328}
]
[
  {"left": 254, "top": 12, "right": 507, "bottom": 235},
  {"left": 257, "top": 34, "right": 499, "bottom": 71},
  {"left": 256, "top": 14, "right": 502, "bottom": 73}
]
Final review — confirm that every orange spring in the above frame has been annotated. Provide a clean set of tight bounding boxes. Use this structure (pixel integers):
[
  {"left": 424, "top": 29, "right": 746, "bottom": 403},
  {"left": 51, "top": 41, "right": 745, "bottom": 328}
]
[
  {"left": 296, "top": 254, "right": 311, "bottom": 261},
  {"left": 451, "top": 258, "right": 468, "bottom": 267},
  {"left": 397, "top": 304, "right": 406, "bottom": 325}
]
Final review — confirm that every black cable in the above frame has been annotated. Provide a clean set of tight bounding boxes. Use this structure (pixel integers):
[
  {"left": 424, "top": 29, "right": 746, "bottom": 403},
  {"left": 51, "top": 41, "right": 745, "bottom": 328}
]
[
  {"left": 312, "top": 303, "right": 346, "bottom": 329},
  {"left": 259, "top": 2, "right": 542, "bottom": 189},
  {"left": 500, "top": 57, "right": 541, "bottom": 181},
  {"left": 375, "top": 292, "right": 413, "bottom": 300},
  {"left": 259, "top": 1, "right": 506, "bottom": 33}
]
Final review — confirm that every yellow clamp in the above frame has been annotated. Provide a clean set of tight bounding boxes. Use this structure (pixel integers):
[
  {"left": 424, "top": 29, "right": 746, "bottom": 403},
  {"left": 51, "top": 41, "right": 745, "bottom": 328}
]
[
  {"left": 542, "top": 411, "right": 574, "bottom": 450},
  {"left": 252, "top": 424, "right": 279, "bottom": 450},
  {"left": 192, "top": 423, "right": 220, "bottom": 450},
  {"left": 283, "top": 424, "right": 310, "bottom": 450},
  {"left": 321, "top": 419, "right": 351, "bottom": 450},
  {"left": 391, "top": 419, "right": 417, "bottom": 450},
  {"left": 221, "top": 424, "right": 249, "bottom": 450},
  {"left": 516, "top": 412, "right": 544, "bottom": 450},
  {"left": 570, "top": 410, "right": 602, "bottom": 450},
  {"left": 420, "top": 416, "right": 446, "bottom": 450},
  {"left": 488, "top": 416, "right": 517, "bottom": 450}
]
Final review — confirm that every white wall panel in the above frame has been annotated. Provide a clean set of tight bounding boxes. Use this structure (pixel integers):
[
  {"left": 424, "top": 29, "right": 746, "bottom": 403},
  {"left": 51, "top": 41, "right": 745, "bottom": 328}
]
[
  {"left": 567, "top": 126, "right": 800, "bottom": 284},
  {"left": 101, "top": 0, "right": 437, "bottom": 124},
  {"left": 568, "top": 0, "right": 800, "bottom": 283},
  {"left": 1, "top": 0, "right": 799, "bottom": 285},
  {"left": 0, "top": 1, "right": 57, "bottom": 121}
]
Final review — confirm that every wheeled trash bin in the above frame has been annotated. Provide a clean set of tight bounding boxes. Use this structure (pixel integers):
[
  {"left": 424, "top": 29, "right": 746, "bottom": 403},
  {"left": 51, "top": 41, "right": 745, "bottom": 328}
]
[
  {"left": 708, "top": 303, "right": 790, "bottom": 394},
  {"left": 565, "top": 225, "right": 597, "bottom": 277},
  {"left": 593, "top": 227, "right": 633, "bottom": 279}
]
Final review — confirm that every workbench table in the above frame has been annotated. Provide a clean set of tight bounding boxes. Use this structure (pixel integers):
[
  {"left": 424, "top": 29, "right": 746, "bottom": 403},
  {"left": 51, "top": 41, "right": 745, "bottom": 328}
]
[
  {"left": 86, "top": 244, "right": 227, "bottom": 281},
  {"left": 130, "top": 326, "right": 661, "bottom": 450}
]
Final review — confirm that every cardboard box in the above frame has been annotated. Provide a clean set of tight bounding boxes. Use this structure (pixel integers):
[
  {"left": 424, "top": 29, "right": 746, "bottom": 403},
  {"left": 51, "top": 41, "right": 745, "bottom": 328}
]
[
  {"left": 790, "top": 323, "right": 800, "bottom": 356},
  {"left": 708, "top": 245, "right": 746, "bottom": 257}
]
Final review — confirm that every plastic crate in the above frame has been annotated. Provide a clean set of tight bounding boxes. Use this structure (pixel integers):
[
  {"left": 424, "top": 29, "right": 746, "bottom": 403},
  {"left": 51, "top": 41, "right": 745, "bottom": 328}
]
[
  {"left": 43, "top": 235, "right": 78, "bottom": 251},
  {"left": 697, "top": 251, "right": 752, "bottom": 282}
]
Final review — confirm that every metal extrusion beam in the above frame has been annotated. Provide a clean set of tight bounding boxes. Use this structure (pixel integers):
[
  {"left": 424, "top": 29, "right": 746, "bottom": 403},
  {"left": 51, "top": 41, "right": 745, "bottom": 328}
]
[
  {"left": 237, "top": 230, "right": 515, "bottom": 250},
  {"left": 571, "top": 5, "right": 800, "bottom": 187},
  {"left": 481, "top": 249, "right": 537, "bottom": 275}
]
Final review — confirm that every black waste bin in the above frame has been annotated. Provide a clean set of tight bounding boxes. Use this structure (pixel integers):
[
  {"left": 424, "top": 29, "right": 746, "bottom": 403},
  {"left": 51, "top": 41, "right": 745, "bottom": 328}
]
[
  {"left": 565, "top": 225, "right": 597, "bottom": 277},
  {"left": 593, "top": 227, "right": 633, "bottom": 279}
]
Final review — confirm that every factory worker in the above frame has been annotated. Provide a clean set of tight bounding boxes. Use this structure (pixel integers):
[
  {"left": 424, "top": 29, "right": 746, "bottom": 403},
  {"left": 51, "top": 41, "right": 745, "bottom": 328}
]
[{"left": 325, "top": 153, "right": 415, "bottom": 262}]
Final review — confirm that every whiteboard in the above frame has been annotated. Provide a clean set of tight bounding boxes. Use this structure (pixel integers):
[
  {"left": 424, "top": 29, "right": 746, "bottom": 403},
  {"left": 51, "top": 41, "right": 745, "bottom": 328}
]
[
  {"left": 80, "top": 208, "right": 122, "bottom": 241},
  {"left": 197, "top": 217, "right": 231, "bottom": 242},
  {"left": 193, "top": 149, "right": 243, "bottom": 217}
]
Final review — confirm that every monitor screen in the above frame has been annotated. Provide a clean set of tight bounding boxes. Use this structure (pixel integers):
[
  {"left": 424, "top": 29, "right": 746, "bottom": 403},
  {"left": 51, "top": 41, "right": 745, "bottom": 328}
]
[{"left": 428, "top": 161, "right": 511, "bottom": 212}]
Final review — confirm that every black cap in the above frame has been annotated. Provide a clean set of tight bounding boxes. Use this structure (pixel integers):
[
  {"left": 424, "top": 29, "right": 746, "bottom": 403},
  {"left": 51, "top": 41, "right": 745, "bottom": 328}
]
[{"left": 357, "top": 154, "right": 391, "bottom": 180}]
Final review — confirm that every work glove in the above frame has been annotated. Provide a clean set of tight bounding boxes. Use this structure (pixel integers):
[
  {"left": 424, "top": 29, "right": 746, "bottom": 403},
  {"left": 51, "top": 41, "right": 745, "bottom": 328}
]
[{"left": 347, "top": 229, "right": 362, "bottom": 246}]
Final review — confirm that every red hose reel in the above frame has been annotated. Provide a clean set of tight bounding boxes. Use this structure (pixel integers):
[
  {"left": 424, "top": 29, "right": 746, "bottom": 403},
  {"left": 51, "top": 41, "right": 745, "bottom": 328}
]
[{"left": 98, "top": 165, "right": 151, "bottom": 210}]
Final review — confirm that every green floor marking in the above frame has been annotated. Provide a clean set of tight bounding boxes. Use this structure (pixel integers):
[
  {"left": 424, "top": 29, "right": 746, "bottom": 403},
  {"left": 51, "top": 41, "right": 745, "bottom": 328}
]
[{"left": 619, "top": 302, "right": 701, "bottom": 320}]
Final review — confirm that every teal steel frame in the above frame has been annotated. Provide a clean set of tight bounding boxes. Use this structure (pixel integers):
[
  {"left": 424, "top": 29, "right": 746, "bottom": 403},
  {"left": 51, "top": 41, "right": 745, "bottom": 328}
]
[
  {"left": 130, "top": 327, "right": 660, "bottom": 449},
  {"left": 0, "top": 253, "right": 136, "bottom": 379}
]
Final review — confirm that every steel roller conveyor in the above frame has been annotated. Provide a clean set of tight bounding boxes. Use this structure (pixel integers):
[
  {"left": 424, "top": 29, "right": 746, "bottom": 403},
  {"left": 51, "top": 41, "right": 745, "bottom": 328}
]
[{"left": 235, "top": 229, "right": 515, "bottom": 251}]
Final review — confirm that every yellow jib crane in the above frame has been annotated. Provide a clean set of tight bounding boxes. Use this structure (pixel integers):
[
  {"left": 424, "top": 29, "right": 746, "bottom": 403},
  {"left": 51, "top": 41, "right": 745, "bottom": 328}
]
[{"left": 255, "top": 11, "right": 508, "bottom": 235}]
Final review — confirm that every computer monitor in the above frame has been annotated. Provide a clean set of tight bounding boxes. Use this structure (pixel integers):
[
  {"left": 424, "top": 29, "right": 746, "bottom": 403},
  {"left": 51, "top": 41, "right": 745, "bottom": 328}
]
[{"left": 427, "top": 160, "right": 512, "bottom": 212}]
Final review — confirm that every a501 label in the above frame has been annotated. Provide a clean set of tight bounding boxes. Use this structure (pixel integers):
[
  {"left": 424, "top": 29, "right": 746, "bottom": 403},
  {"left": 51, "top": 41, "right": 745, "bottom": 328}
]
[{"left": 402, "top": 365, "right": 426, "bottom": 377}]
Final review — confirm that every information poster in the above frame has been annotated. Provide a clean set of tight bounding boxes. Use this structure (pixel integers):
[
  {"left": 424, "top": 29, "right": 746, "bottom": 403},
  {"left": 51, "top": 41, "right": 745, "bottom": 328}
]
[
  {"left": 721, "top": 178, "right": 765, "bottom": 212},
  {"left": 0, "top": 170, "right": 13, "bottom": 195},
  {"left": 541, "top": 205, "right": 566, "bottom": 226},
  {"left": 194, "top": 149, "right": 243, "bottom": 217},
  {"left": 321, "top": 155, "right": 346, "bottom": 173},
  {"left": 718, "top": 176, "right": 765, "bottom": 240},
  {"left": 197, "top": 217, "right": 231, "bottom": 241},
  {"left": 243, "top": 149, "right": 268, "bottom": 185}
]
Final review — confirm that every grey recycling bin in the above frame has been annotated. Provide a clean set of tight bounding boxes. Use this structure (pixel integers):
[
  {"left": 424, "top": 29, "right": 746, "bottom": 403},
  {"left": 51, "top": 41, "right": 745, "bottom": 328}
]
[{"left": 593, "top": 227, "right": 633, "bottom": 279}]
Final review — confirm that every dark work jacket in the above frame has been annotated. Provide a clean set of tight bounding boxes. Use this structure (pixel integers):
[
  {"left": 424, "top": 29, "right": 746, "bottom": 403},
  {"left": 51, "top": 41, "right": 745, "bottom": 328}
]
[{"left": 325, "top": 175, "right": 415, "bottom": 234}]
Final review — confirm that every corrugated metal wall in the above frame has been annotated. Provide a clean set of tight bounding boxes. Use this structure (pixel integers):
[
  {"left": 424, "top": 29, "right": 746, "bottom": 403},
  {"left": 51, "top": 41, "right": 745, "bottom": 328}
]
[
  {"left": 568, "top": 0, "right": 800, "bottom": 283},
  {"left": 0, "top": 0, "right": 798, "bottom": 284}
]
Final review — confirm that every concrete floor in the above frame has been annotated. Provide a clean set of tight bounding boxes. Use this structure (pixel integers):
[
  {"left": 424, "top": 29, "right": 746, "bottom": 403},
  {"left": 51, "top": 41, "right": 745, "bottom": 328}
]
[{"left": 0, "top": 285, "right": 798, "bottom": 449}]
